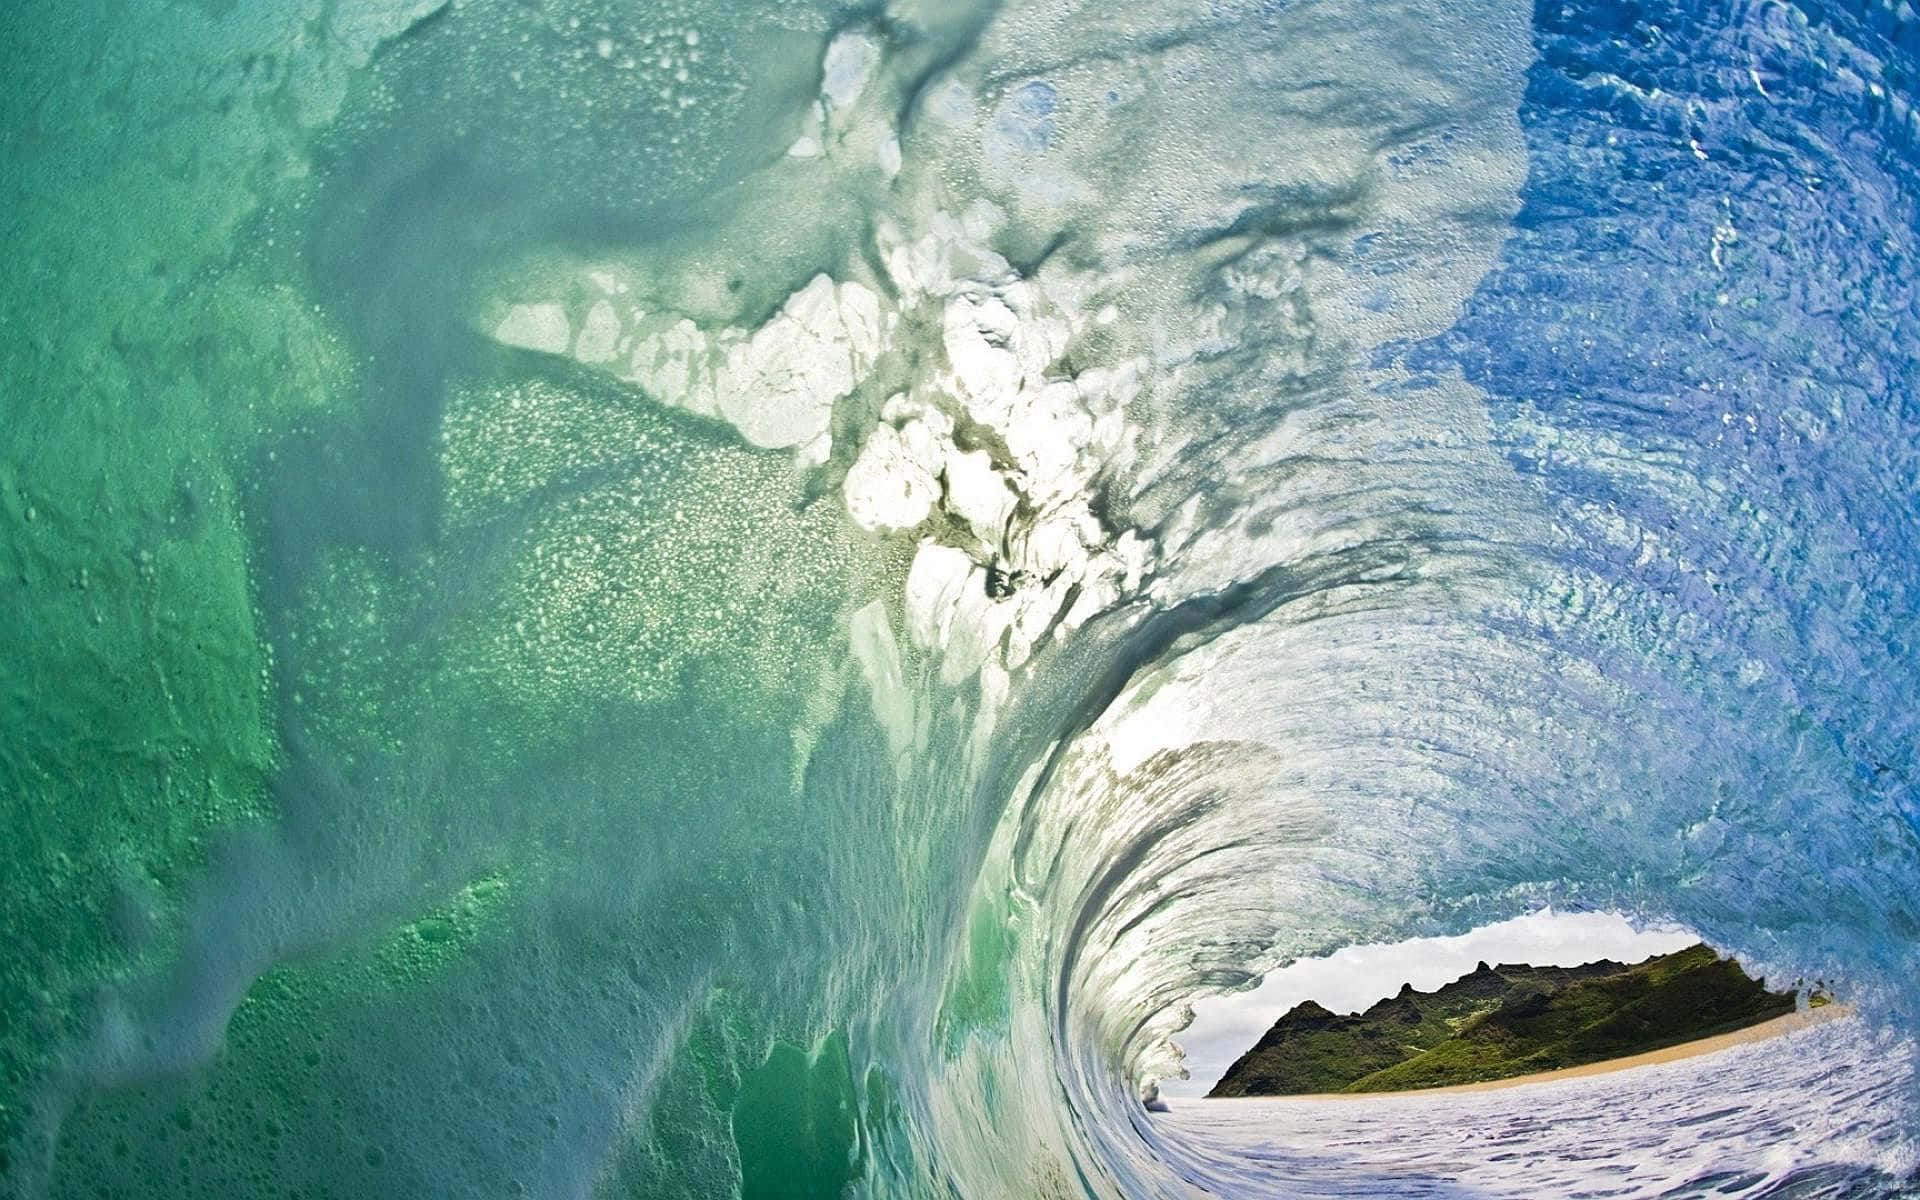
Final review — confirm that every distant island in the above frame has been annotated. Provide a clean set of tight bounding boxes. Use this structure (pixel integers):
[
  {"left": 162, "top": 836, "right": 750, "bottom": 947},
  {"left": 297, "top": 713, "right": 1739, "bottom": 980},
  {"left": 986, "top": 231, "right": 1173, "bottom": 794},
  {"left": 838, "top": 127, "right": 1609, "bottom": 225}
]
[{"left": 1207, "top": 943, "right": 1805, "bottom": 1097}]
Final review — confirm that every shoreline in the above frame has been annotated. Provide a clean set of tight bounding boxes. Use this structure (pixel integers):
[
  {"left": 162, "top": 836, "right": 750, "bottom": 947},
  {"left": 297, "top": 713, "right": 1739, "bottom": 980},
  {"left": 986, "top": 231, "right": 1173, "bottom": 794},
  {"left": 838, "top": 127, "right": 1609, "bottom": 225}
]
[{"left": 1211, "top": 1004, "right": 1850, "bottom": 1101}]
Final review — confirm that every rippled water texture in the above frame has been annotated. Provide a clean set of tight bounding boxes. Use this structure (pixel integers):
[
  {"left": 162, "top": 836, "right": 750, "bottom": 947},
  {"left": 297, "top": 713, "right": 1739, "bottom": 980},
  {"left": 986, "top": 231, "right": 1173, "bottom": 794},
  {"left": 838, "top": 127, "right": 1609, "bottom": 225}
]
[
  {"left": 4, "top": 0, "right": 1919, "bottom": 1196},
  {"left": 1158, "top": 1019, "right": 1915, "bottom": 1198}
]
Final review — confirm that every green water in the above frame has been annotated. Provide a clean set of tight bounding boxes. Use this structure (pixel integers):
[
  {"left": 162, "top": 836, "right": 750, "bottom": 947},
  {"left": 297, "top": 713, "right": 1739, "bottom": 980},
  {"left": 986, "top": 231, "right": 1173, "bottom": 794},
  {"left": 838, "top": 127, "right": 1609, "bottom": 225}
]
[{"left": 2, "top": 1, "right": 936, "bottom": 1193}]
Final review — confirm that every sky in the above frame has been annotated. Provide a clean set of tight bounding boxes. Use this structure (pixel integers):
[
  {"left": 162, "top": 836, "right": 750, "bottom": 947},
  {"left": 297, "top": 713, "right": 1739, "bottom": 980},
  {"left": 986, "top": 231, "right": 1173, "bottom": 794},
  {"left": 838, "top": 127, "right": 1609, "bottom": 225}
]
[{"left": 1160, "top": 910, "right": 1702, "bottom": 1097}]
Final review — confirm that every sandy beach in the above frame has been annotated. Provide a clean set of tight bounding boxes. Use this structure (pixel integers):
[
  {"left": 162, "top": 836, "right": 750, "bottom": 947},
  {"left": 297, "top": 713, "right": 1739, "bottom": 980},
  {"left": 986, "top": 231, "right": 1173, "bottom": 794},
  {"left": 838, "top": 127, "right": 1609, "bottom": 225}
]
[{"left": 1261, "top": 1004, "right": 1851, "bottom": 1100}]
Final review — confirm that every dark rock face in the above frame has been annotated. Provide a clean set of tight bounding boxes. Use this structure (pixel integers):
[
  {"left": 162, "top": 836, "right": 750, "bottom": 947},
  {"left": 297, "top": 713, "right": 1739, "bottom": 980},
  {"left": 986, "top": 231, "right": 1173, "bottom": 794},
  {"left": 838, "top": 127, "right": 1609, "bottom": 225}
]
[{"left": 1206, "top": 944, "right": 1798, "bottom": 1097}]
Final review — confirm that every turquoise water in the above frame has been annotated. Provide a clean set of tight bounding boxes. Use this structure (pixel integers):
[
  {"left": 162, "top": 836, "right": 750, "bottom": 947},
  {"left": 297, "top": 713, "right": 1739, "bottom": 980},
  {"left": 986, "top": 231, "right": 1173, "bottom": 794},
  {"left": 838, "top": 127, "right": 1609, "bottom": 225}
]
[{"left": 3, "top": 0, "right": 1919, "bottom": 1195}]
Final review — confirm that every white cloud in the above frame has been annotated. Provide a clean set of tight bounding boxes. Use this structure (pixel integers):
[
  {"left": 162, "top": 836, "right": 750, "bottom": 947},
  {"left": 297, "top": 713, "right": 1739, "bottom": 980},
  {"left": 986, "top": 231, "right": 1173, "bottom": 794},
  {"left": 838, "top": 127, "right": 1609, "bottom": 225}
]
[{"left": 1160, "top": 910, "right": 1700, "bottom": 1097}]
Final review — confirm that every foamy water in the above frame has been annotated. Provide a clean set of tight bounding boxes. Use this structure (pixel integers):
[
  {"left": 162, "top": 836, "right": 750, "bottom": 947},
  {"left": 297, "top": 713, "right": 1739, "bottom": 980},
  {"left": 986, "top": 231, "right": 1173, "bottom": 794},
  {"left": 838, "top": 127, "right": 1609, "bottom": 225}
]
[{"left": 1150, "top": 1019, "right": 1916, "bottom": 1198}]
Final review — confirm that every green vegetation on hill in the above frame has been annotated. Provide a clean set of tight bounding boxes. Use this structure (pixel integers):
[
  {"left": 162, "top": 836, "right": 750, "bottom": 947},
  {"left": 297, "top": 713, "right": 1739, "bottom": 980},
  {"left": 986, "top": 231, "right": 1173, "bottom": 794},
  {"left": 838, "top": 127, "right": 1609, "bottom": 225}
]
[{"left": 1207, "top": 944, "right": 1799, "bottom": 1097}]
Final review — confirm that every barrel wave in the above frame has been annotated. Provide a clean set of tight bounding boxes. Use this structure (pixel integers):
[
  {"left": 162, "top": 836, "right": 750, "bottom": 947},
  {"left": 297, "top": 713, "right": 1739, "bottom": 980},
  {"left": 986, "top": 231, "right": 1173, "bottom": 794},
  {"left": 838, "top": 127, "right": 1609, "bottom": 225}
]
[{"left": 3, "top": 0, "right": 1918, "bottom": 1197}]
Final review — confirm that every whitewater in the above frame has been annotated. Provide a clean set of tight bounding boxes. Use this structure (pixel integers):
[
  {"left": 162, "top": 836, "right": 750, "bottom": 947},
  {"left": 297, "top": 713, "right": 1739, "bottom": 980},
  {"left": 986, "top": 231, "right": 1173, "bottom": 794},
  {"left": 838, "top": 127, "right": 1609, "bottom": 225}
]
[
  {"left": 1158, "top": 1017, "right": 1914, "bottom": 1198},
  {"left": 3, "top": 0, "right": 1918, "bottom": 1196}
]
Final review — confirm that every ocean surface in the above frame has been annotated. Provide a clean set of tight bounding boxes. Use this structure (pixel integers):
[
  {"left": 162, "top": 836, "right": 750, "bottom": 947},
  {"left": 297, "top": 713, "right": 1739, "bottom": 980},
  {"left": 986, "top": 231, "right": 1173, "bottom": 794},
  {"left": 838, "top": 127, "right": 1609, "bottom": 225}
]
[
  {"left": 3, "top": 0, "right": 1919, "bottom": 1196},
  {"left": 1157, "top": 1018, "right": 1917, "bottom": 1199}
]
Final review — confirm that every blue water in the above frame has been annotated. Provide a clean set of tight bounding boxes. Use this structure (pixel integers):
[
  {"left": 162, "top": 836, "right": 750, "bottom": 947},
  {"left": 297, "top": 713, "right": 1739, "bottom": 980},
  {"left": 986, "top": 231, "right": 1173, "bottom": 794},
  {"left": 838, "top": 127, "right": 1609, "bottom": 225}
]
[{"left": 2, "top": 0, "right": 1918, "bottom": 1196}]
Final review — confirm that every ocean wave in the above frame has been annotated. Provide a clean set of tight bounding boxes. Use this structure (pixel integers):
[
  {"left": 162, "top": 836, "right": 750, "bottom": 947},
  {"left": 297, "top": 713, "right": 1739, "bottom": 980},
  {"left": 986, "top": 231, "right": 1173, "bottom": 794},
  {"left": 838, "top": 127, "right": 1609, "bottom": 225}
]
[{"left": 2, "top": 0, "right": 1917, "bottom": 1195}]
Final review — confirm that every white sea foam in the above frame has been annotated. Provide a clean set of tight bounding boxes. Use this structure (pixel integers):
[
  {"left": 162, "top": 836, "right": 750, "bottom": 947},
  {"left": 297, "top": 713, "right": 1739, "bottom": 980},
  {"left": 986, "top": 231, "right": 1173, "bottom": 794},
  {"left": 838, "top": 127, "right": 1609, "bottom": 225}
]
[
  {"left": 478, "top": 16, "right": 1158, "bottom": 692},
  {"left": 1150, "top": 1017, "right": 1915, "bottom": 1198}
]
